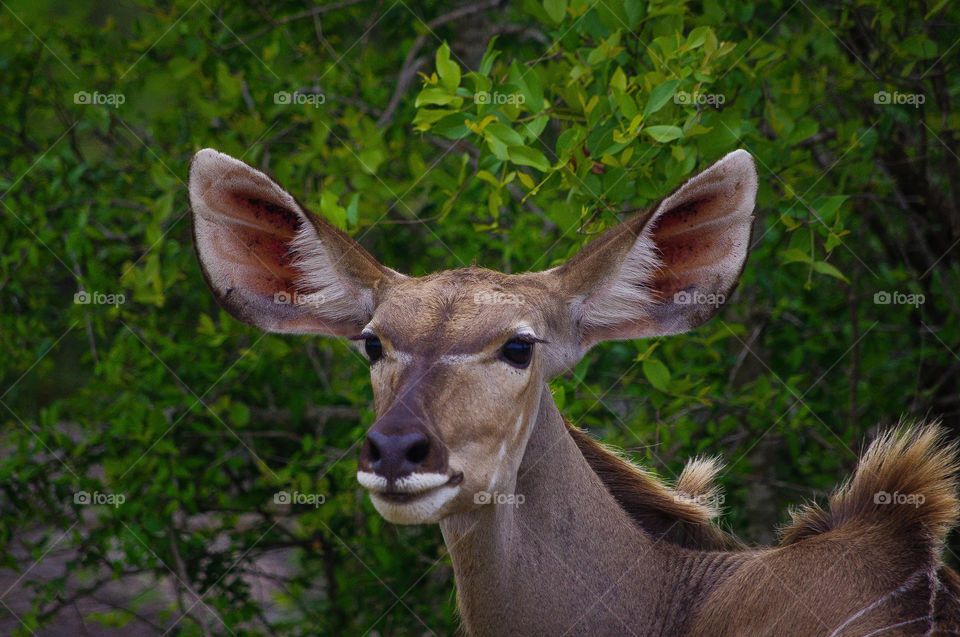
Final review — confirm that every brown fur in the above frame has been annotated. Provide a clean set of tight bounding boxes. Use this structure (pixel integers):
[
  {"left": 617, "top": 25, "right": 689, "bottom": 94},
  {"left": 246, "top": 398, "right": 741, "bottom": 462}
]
[
  {"left": 690, "top": 423, "right": 960, "bottom": 637},
  {"left": 566, "top": 422, "right": 743, "bottom": 551},
  {"left": 190, "top": 149, "right": 960, "bottom": 635},
  {"left": 781, "top": 424, "right": 960, "bottom": 546}
]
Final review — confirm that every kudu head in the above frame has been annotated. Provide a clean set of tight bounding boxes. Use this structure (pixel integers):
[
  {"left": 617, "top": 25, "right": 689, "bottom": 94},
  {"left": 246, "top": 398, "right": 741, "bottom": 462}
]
[{"left": 188, "top": 149, "right": 757, "bottom": 524}]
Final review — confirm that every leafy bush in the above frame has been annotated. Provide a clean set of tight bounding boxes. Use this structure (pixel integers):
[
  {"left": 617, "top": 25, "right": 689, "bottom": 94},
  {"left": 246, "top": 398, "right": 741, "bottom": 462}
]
[{"left": 1, "top": 0, "right": 958, "bottom": 634}]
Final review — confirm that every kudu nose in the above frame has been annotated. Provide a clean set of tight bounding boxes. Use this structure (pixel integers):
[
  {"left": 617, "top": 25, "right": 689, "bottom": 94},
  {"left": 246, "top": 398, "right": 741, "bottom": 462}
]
[{"left": 362, "top": 430, "right": 432, "bottom": 481}]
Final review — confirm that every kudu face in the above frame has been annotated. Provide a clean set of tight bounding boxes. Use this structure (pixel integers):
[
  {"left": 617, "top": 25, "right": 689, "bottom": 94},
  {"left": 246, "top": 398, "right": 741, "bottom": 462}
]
[
  {"left": 353, "top": 271, "right": 559, "bottom": 523},
  {"left": 188, "top": 148, "right": 757, "bottom": 524}
]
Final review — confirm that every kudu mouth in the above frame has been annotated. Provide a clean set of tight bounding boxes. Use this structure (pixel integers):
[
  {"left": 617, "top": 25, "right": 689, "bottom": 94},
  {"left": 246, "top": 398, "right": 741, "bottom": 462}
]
[
  {"left": 353, "top": 391, "right": 465, "bottom": 522},
  {"left": 357, "top": 468, "right": 464, "bottom": 525},
  {"left": 357, "top": 469, "right": 463, "bottom": 500}
]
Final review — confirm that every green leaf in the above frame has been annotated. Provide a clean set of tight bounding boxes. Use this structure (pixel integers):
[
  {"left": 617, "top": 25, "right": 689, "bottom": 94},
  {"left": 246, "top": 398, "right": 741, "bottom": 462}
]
[
  {"left": 346, "top": 193, "right": 359, "bottom": 226},
  {"left": 782, "top": 248, "right": 812, "bottom": 264},
  {"left": 610, "top": 67, "right": 627, "bottom": 93},
  {"left": 412, "top": 107, "right": 453, "bottom": 131},
  {"left": 686, "top": 26, "right": 711, "bottom": 49},
  {"left": 484, "top": 123, "right": 524, "bottom": 147},
  {"left": 812, "top": 260, "right": 850, "bottom": 283},
  {"left": 813, "top": 195, "right": 847, "bottom": 226},
  {"left": 642, "top": 359, "right": 671, "bottom": 392},
  {"left": 436, "top": 42, "right": 461, "bottom": 91},
  {"left": 779, "top": 213, "right": 800, "bottom": 231},
  {"left": 520, "top": 115, "right": 549, "bottom": 141},
  {"left": 926, "top": 0, "right": 951, "bottom": 19},
  {"left": 644, "top": 124, "right": 684, "bottom": 142},
  {"left": 507, "top": 145, "right": 550, "bottom": 171},
  {"left": 643, "top": 79, "right": 681, "bottom": 117},
  {"left": 543, "top": 0, "right": 567, "bottom": 23},
  {"left": 415, "top": 87, "right": 460, "bottom": 107},
  {"left": 319, "top": 191, "right": 347, "bottom": 229},
  {"left": 478, "top": 36, "right": 500, "bottom": 76},
  {"left": 508, "top": 61, "right": 543, "bottom": 112}
]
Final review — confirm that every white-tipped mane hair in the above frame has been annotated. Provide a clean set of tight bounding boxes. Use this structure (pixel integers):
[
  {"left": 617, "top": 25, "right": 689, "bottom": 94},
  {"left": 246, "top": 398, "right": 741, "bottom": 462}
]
[{"left": 289, "top": 221, "right": 376, "bottom": 325}]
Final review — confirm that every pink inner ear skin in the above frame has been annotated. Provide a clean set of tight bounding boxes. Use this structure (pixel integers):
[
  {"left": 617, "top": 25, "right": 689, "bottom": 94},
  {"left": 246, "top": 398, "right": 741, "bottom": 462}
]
[
  {"left": 643, "top": 194, "right": 746, "bottom": 301},
  {"left": 200, "top": 192, "right": 305, "bottom": 292},
  {"left": 656, "top": 200, "right": 704, "bottom": 235},
  {"left": 220, "top": 193, "right": 302, "bottom": 238},
  {"left": 243, "top": 196, "right": 303, "bottom": 237}
]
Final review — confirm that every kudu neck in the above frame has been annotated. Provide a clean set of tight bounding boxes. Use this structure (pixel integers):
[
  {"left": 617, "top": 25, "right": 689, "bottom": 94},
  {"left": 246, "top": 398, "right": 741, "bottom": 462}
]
[{"left": 439, "top": 386, "right": 705, "bottom": 636}]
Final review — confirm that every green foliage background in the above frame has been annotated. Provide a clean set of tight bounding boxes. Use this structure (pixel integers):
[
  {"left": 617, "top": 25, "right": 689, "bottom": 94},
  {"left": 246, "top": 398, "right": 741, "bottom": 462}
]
[{"left": 2, "top": 0, "right": 959, "bottom": 634}]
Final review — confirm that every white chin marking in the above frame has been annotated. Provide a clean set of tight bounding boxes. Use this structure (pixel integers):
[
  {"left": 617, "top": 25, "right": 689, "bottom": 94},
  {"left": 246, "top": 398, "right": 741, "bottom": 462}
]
[
  {"left": 394, "top": 472, "right": 452, "bottom": 492},
  {"left": 357, "top": 471, "right": 450, "bottom": 493},
  {"left": 357, "top": 471, "right": 388, "bottom": 491},
  {"left": 369, "top": 485, "right": 460, "bottom": 524}
]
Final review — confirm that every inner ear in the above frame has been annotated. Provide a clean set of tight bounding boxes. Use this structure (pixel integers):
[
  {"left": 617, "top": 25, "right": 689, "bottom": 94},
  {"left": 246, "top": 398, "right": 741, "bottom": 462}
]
[
  {"left": 198, "top": 191, "right": 302, "bottom": 289},
  {"left": 554, "top": 149, "right": 758, "bottom": 347},
  {"left": 189, "top": 149, "right": 395, "bottom": 335},
  {"left": 645, "top": 191, "right": 753, "bottom": 311}
]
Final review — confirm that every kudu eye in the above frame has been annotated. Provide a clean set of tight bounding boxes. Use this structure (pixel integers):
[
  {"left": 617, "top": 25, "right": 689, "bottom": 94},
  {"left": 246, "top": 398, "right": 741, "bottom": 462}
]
[
  {"left": 501, "top": 338, "right": 533, "bottom": 368},
  {"left": 364, "top": 336, "right": 383, "bottom": 363}
]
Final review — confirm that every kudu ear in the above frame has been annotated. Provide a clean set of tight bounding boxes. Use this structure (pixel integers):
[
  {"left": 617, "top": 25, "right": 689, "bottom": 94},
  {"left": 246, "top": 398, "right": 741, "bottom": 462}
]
[
  {"left": 554, "top": 149, "right": 757, "bottom": 348},
  {"left": 188, "top": 149, "right": 395, "bottom": 336}
]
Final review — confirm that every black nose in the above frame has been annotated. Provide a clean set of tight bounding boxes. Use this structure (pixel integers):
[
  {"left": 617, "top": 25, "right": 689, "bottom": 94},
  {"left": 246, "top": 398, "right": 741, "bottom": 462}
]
[{"left": 362, "top": 430, "right": 431, "bottom": 481}]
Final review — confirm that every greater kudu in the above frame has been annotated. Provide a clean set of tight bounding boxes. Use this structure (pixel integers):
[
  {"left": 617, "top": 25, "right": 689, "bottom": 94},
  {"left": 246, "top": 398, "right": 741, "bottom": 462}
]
[{"left": 188, "top": 148, "right": 960, "bottom": 635}]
